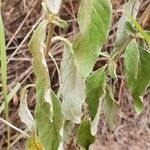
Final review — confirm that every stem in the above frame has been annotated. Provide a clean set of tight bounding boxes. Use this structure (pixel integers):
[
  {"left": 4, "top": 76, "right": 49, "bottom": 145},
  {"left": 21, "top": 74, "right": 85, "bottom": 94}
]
[{"left": 45, "top": 20, "right": 54, "bottom": 59}]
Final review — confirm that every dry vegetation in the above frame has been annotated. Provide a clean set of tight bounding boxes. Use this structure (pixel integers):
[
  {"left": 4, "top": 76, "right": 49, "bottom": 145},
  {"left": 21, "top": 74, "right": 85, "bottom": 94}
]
[{"left": 0, "top": 0, "right": 150, "bottom": 149}]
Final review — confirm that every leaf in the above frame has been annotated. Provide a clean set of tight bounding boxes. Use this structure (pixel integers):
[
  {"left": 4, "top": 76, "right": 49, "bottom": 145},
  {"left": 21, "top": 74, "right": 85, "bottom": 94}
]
[
  {"left": 125, "top": 13, "right": 150, "bottom": 48},
  {"left": 77, "top": 117, "right": 95, "bottom": 150},
  {"left": 51, "top": 16, "right": 68, "bottom": 28},
  {"left": 124, "top": 40, "right": 140, "bottom": 90},
  {"left": 26, "top": 136, "right": 44, "bottom": 150},
  {"left": 108, "top": 61, "right": 117, "bottom": 79},
  {"left": 42, "top": 0, "right": 62, "bottom": 15},
  {"left": 0, "top": 83, "right": 21, "bottom": 114},
  {"left": 29, "top": 20, "right": 53, "bottom": 120},
  {"left": 115, "top": 0, "right": 140, "bottom": 47},
  {"left": 102, "top": 85, "right": 119, "bottom": 131},
  {"left": 85, "top": 67, "right": 106, "bottom": 135},
  {"left": 63, "top": 120, "right": 75, "bottom": 143},
  {"left": 29, "top": 21, "right": 63, "bottom": 149},
  {"left": 73, "top": 0, "right": 112, "bottom": 78},
  {"left": 18, "top": 85, "right": 36, "bottom": 133},
  {"left": 124, "top": 46, "right": 150, "bottom": 113},
  {"left": 60, "top": 45, "right": 85, "bottom": 124}
]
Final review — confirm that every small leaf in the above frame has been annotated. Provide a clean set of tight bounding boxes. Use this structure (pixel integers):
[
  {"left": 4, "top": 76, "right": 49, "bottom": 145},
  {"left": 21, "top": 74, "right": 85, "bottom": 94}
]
[
  {"left": 125, "top": 13, "right": 150, "bottom": 48},
  {"left": 108, "top": 61, "right": 117, "bottom": 79},
  {"left": 115, "top": 0, "right": 140, "bottom": 47},
  {"left": 60, "top": 45, "right": 85, "bottom": 124},
  {"left": 42, "top": 0, "right": 62, "bottom": 15},
  {"left": 26, "top": 136, "right": 44, "bottom": 150},
  {"left": 77, "top": 117, "right": 95, "bottom": 150},
  {"left": 124, "top": 40, "right": 140, "bottom": 90},
  {"left": 124, "top": 46, "right": 150, "bottom": 114},
  {"left": 73, "top": 0, "right": 112, "bottom": 78},
  {"left": 85, "top": 66, "right": 106, "bottom": 135},
  {"left": 51, "top": 16, "right": 68, "bottom": 28},
  {"left": 102, "top": 85, "right": 119, "bottom": 131},
  {"left": 18, "top": 84, "right": 36, "bottom": 133},
  {"left": 125, "top": 21, "right": 137, "bottom": 35}
]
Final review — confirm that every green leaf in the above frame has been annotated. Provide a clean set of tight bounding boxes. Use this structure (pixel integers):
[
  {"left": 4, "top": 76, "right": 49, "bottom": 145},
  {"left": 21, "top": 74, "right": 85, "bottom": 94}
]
[
  {"left": 73, "top": 0, "right": 112, "bottom": 78},
  {"left": 125, "top": 21, "right": 137, "bottom": 35},
  {"left": 77, "top": 117, "right": 95, "bottom": 150},
  {"left": 102, "top": 85, "right": 119, "bottom": 131},
  {"left": 124, "top": 40, "right": 140, "bottom": 90},
  {"left": 125, "top": 13, "right": 150, "bottom": 48},
  {"left": 51, "top": 16, "right": 68, "bottom": 28},
  {"left": 108, "top": 61, "right": 117, "bottom": 79},
  {"left": 85, "top": 66, "right": 106, "bottom": 135},
  {"left": 42, "top": 0, "right": 62, "bottom": 15},
  {"left": 0, "top": 83, "right": 21, "bottom": 114},
  {"left": 29, "top": 21, "right": 63, "bottom": 149},
  {"left": 124, "top": 46, "right": 150, "bottom": 113},
  {"left": 18, "top": 84, "right": 36, "bottom": 133},
  {"left": 26, "top": 136, "right": 44, "bottom": 150},
  {"left": 60, "top": 45, "right": 85, "bottom": 124},
  {"left": 115, "top": 0, "right": 140, "bottom": 47}
]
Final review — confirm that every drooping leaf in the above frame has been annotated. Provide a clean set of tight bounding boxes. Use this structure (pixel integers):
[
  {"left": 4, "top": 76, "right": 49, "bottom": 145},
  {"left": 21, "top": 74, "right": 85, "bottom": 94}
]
[
  {"left": 125, "top": 13, "right": 150, "bottom": 48},
  {"left": 42, "top": 0, "right": 62, "bottom": 15},
  {"left": 102, "top": 85, "right": 119, "bottom": 131},
  {"left": 77, "top": 117, "right": 95, "bottom": 150},
  {"left": 29, "top": 21, "right": 63, "bottom": 149},
  {"left": 124, "top": 40, "right": 140, "bottom": 90},
  {"left": 26, "top": 136, "right": 44, "bottom": 150},
  {"left": 115, "top": 0, "right": 140, "bottom": 47},
  {"left": 73, "top": 0, "right": 112, "bottom": 78},
  {"left": 18, "top": 84, "right": 36, "bottom": 133},
  {"left": 124, "top": 46, "right": 150, "bottom": 113},
  {"left": 60, "top": 45, "right": 85, "bottom": 124},
  {"left": 85, "top": 66, "right": 106, "bottom": 135}
]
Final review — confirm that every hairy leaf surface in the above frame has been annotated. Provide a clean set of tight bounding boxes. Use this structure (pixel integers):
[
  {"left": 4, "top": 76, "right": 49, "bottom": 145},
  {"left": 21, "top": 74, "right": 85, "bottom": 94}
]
[
  {"left": 115, "top": 0, "right": 140, "bottom": 47},
  {"left": 18, "top": 85, "right": 36, "bottom": 133},
  {"left": 60, "top": 46, "right": 85, "bottom": 124},
  {"left": 102, "top": 85, "right": 119, "bottom": 131},
  {"left": 85, "top": 67, "right": 106, "bottom": 135},
  {"left": 124, "top": 45, "right": 150, "bottom": 113},
  {"left": 73, "top": 0, "right": 112, "bottom": 78},
  {"left": 77, "top": 117, "right": 95, "bottom": 150},
  {"left": 29, "top": 21, "right": 63, "bottom": 149}
]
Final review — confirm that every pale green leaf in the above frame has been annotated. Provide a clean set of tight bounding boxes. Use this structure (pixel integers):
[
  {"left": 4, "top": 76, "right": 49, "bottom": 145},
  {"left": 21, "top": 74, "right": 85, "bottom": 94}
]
[
  {"left": 26, "top": 136, "right": 44, "bottom": 150},
  {"left": 115, "top": 0, "right": 140, "bottom": 47},
  {"left": 28, "top": 20, "right": 53, "bottom": 120},
  {"left": 60, "top": 46, "right": 85, "bottom": 124},
  {"left": 42, "top": 0, "right": 62, "bottom": 15},
  {"left": 18, "top": 84, "right": 36, "bottom": 133},
  {"left": 125, "top": 13, "right": 150, "bottom": 48},
  {"left": 85, "top": 67, "right": 106, "bottom": 135},
  {"left": 0, "top": 83, "right": 21, "bottom": 114},
  {"left": 102, "top": 85, "right": 119, "bottom": 131},
  {"left": 108, "top": 61, "right": 117, "bottom": 79},
  {"left": 124, "top": 40, "right": 140, "bottom": 90},
  {"left": 51, "top": 16, "right": 68, "bottom": 28},
  {"left": 124, "top": 46, "right": 150, "bottom": 113},
  {"left": 73, "top": 0, "right": 112, "bottom": 78},
  {"left": 29, "top": 21, "right": 63, "bottom": 149},
  {"left": 77, "top": 117, "right": 95, "bottom": 150}
]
